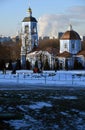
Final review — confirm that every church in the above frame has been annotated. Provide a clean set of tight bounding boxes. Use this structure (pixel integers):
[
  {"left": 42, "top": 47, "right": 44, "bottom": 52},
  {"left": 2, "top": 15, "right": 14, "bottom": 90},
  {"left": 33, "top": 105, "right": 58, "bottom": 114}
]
[
  {"left": 21, "top": 7, "right": 38, "bottom": 68},
  {"left": 21, "top": 6, "right": 55, "bottom": 70},
  {"left": 57, "top": 24, "right": 85, "bottom": 70},
  {"left": 21, "top": 6, "right": 85, "bottom": 70}
]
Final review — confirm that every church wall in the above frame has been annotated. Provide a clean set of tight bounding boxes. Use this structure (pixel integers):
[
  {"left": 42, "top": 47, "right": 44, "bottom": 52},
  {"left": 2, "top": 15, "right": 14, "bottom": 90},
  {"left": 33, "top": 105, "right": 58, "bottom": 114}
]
[
  {"left": 67, "top": 58, "right": 74, "bottom": 69},
  {"left": 22, "top": 21, "right": 38, "bottom": 49},
  {"left": 76, "top": 55, "right": 85, "bottom": 68},
  {"left": 60, "top": 40, "right": 70, "bottom": 53},
  {"left": 26, "top": 51, "right": 55, "bottom": 70},
  {"left": 57, "top": 57, "right": 66, "bottom": 70},
  {"left": 69, "top": 40, "right": 81, "bottom": 54},
  {"left": 57, "top": 57, "right": 75, "bottom": 70},
  {"left": 21, "top": 55, "right": 26, "bottom": 69},
  {"left": 60, "top": 40, "right": 81, "bottom": 55}
]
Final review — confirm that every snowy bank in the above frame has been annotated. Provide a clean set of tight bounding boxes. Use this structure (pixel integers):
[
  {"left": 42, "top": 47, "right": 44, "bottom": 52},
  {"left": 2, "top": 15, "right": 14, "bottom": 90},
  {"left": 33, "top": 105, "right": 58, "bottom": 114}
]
[{"left": 0, "top": 70, "right": 85, "bottom": 90}]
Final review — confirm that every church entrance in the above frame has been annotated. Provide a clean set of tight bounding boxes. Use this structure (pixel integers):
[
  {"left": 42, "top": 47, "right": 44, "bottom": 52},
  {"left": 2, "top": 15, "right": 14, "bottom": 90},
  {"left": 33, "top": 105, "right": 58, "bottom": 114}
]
[{"left": 59, "top": 62, "right": 63, "bottom": 70}]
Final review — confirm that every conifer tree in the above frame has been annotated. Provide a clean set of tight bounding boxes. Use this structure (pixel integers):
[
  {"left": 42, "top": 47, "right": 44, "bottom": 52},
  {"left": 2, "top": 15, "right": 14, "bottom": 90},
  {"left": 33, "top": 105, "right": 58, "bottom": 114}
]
[
  {"left": 0, "top": 60, "right": 6, "bottom": 70},
  {"left": 34, "top": 60, "right": 38, "bottom": 68},
  {"left": 44, "top": 58, "right": 50, "bottom": 70},
  {"left": 65, "top": 59, "right": 68, "bottom": 70},
  {"left": 16, "top": 59, "right": 21, "bottom": 70},
  {"left": 74, "top": 59, "right": 78, "bottom": 70},
  {"left": 26, "top": 60, "right": 31, "bottom": 70}
]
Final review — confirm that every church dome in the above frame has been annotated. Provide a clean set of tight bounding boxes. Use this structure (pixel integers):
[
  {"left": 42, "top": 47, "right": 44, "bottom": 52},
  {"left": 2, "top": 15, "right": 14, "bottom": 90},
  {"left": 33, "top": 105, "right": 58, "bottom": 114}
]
[
  {"left": 22, "top": 17, "right": 37, "bottom": 22},
  {"left": 61, "top": 25, "right": 81, "bottom": 40},
  {"left": 22, "top": 7, "right": 37, "bottom": 22}
]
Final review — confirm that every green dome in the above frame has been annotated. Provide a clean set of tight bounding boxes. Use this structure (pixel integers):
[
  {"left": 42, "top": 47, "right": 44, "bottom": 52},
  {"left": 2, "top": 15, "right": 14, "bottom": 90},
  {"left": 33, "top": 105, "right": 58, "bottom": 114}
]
[{"left": 22, "top": 17, "right": 37, "bottom": 22}]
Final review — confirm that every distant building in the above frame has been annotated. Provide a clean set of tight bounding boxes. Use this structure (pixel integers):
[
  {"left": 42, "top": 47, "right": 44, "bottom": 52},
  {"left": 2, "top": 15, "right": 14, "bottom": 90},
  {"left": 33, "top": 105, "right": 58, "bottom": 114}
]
[
  {"left": 43, "top": 36, "right": 50, "bottom": 40},
  {"left": 39, "top": 37, "right": 43, "bottom": 41},
  {"left": 0, "top": 36, "right": 11, "bottom": 43},
  {"left": 82, "top": 36, "right": 85, "bottom": 41},
  {"left": 80, "top": 36, "right": 85, "bottom": 41},
  {"left": 11, "top": 35, "right": 20, "bottom": 42},
  {"left": 58, "top": 32, "right": 64, "bottom": 39}
]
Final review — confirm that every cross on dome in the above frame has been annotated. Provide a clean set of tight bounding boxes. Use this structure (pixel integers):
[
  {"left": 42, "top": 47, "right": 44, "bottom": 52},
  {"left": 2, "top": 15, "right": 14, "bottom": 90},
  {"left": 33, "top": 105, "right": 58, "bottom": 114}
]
[
  {"left": 27, "top": 7, "right": 32, "bottom": 17},
  {"left": 68, "top": 24, "right": 73, "bottom": 31},
  {"left": 27, "top": 0, "right": 32, "bottom": 17},
  {"left": 28, "top": 0, "right": 30, "bottom": 7}
]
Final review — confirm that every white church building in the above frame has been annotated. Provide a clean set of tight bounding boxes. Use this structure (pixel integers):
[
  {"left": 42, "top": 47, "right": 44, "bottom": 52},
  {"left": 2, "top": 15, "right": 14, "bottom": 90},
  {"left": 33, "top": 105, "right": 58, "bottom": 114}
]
[
  {"left": 21, "top": 6, "right": 85, "bottom": 70},
  {"left": 21, "top": 6, "right": 55, "bottom": 70},
  {"left": 21, "top": 7, "right": 38, "bottom": 68},
  {"left": 57, "top": 25, "right": 85, "bottom": 70}
]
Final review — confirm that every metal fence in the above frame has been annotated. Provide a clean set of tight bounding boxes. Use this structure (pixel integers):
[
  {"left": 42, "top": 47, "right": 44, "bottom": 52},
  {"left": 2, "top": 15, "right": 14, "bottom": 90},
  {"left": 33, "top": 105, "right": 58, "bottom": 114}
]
[{"left": 0, "top": 71, "right": 85, "bottom": 86}]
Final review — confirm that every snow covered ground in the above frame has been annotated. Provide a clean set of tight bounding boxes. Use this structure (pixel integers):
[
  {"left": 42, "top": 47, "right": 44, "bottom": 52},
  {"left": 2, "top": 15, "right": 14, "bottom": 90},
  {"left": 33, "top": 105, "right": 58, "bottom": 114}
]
[
  {"left": 0, "top": 70, "right": 85, "bottom": 129},
  {"left": 0, "top": 70, "right": 85, "bottom": 89},
  {"left": 0, "top": 89, "right": 85, "bottom": 129}
]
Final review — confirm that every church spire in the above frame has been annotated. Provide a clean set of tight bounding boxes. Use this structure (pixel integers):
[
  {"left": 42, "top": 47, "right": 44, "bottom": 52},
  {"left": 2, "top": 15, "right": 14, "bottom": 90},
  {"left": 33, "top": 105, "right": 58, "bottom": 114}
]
[
  {"left": 28, "top": 7, "right": 32, "bottom": 17},
  {"left": 68, "top": 24, "right": 73, "bottom": 31},
  {"left": 27, "top": 0, "right": 32, "bottom": 17},
  {"left": 28, "top": 0, "right": 30, "bottom": 7}
]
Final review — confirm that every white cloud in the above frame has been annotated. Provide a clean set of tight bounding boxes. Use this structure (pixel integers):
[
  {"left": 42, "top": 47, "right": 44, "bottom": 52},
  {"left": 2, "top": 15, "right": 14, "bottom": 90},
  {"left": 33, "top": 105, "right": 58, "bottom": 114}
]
[
  {"left": 38, "top": 6, "right": 85, "bottom": 38},
  {"left": 38, "top": 14, "right": 69, "bottom": 38}
]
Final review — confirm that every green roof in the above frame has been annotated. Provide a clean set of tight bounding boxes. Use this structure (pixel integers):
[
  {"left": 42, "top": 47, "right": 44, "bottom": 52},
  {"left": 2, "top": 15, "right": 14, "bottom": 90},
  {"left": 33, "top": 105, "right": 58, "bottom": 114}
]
[{"left": 22, "top": 17, "right": 37, "bottom": 22}]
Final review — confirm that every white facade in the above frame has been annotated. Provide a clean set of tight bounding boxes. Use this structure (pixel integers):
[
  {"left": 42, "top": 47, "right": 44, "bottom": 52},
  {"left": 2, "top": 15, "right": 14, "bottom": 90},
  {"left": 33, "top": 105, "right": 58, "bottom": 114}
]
[
  {"left": 60, "top": 40, "right": 81, "bottom": 54},
  {"left": 60, "top": 25, "right": 81, "bottom": 55},
  {"left": 58, "top": 25, "right": 82, "bottom": 70},
  {"left": 27, "top": 51, "right": 55, "bottom": 69},
  {"left": 58, "top": 57, "right": 74, "bottom": 70}
]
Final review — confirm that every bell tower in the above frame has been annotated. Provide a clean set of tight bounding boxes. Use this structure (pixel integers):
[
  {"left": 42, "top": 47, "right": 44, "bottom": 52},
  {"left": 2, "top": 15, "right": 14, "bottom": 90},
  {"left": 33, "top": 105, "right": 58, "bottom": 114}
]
[{"left": 21, "top": 4, "right": 38, "bottom": 69}]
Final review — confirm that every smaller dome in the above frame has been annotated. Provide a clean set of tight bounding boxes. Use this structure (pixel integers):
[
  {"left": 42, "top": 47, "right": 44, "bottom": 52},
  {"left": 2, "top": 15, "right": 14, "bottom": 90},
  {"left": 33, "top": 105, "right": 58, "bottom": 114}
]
[
  {"left": 61, "top": 25, "right": 81, "bottom": 40},
  {"left": 28, "top": 7, "right": 32, "bottom": 13},
  {"left": 27, "top": 7, "right": 32, "bottom": 17}
]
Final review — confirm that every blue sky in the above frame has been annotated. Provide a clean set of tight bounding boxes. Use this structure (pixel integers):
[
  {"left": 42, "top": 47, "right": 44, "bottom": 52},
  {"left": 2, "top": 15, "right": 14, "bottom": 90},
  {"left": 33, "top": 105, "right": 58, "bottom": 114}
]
[{"left": 0, "top": 0, "right": 85, "bottom": 37}]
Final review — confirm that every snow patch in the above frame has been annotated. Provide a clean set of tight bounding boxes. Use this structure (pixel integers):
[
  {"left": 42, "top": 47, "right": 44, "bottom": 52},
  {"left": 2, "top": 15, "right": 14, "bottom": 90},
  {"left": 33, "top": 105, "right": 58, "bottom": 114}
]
[
  {"left": 0, "top": 70, "right": 85, "bottom": 89},
  {"left": 17, "top": 105, "right": 29, "bottom": 112},
  {"left": 62, "top": 96, "right": 78, "bottom": 100},
  {"left": 50, "top": 96, "right": 78, "bottom": 100},
  {"left": 8, "top": 120, "right": 30, "bottom": 130},
  {"left": 29, "top": 102, "right": 52, "bottom": 110}
]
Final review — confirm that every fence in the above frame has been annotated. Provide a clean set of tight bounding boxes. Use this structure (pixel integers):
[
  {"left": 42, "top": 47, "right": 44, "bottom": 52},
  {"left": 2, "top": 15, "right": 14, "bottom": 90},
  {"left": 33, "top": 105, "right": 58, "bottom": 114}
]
[{"left": 0, "top": 71, "right": 85, "bottom": 87}]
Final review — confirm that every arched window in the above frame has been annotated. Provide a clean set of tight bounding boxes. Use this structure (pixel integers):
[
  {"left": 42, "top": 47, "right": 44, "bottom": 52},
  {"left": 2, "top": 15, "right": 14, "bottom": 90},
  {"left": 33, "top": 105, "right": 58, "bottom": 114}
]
[
  {"left": 72, "top": 43, "right": 75, "bottom": 49},
  {"left": 25, "top": 25, "right": 29, "bottom": 33},
  {"left": 64, "top": 43, "right": 67, "bottom": 49}
]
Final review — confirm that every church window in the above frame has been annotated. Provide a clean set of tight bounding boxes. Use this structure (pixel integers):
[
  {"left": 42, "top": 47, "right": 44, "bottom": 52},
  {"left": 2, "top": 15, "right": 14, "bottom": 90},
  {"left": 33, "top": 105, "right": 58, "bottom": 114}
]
[
  {"left": 64, "top": 43, "right": 67, "bottom": 49},
  {"left": 25, "top": 25, "right": 29, "bottom": 33},
  {"left": 32, "top": 26, "right": 36, "bottom": 34},
  {"left": 25, "top": 38, "right": 26, "bottom": 45},
  {"left": 72, "top": 43, "right": 75, "bottom": 49}
]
